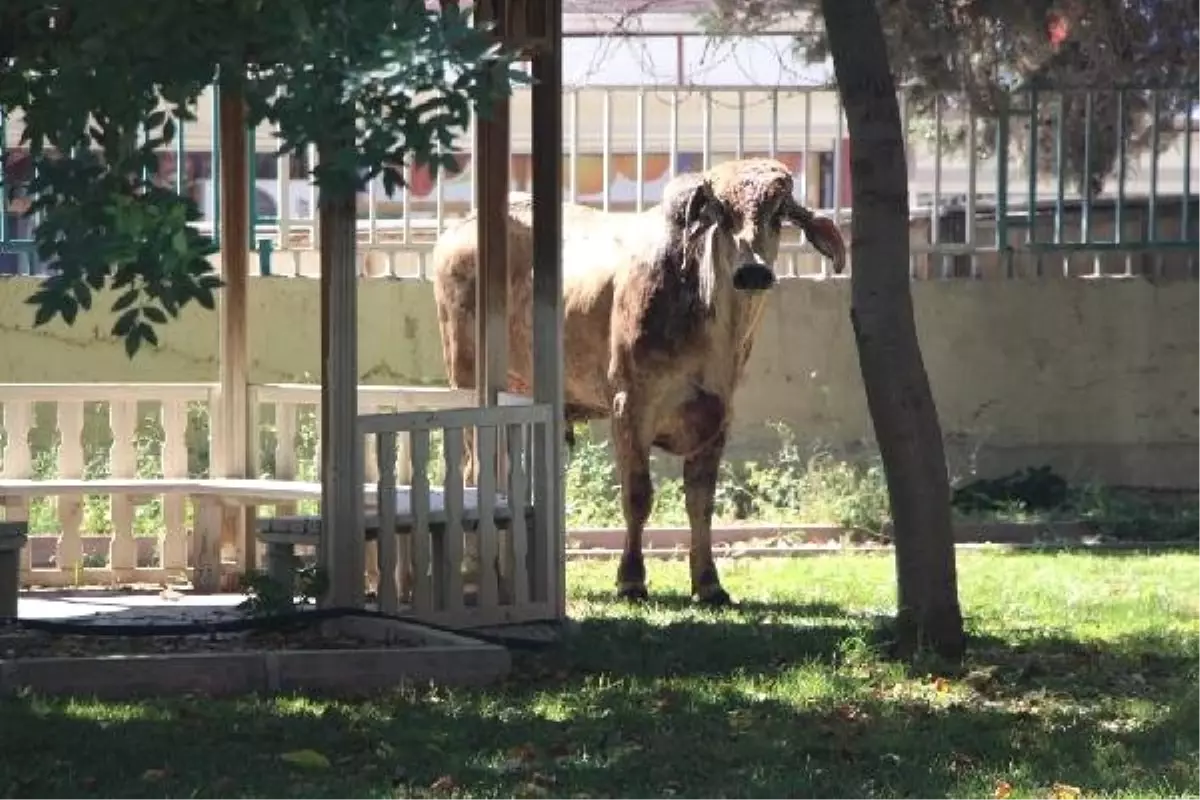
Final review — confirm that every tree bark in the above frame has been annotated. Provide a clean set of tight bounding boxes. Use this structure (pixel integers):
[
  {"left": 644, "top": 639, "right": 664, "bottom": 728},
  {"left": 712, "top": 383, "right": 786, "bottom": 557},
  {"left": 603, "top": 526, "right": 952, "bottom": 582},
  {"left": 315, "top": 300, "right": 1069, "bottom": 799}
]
[{"left": 820, "top": 0, "right": 966, "bottom": 659}]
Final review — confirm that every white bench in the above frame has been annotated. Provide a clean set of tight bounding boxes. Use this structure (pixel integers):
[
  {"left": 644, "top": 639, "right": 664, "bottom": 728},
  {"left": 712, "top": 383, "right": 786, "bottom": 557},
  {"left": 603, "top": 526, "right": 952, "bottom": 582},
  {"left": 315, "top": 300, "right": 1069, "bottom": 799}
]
[
  {"left": 258, "top": 393, "right": 558, "bottom": 627},
  {"left": 0, "top": 478, "right": 328, "bottom": 592}
]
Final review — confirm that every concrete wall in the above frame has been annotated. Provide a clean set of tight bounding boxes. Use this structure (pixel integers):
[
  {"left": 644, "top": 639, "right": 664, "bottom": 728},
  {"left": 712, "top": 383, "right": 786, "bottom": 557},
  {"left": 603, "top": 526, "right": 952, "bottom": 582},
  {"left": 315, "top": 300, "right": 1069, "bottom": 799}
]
[{"left": 0, "top": 274, "right": 1193, "bottom": 489}]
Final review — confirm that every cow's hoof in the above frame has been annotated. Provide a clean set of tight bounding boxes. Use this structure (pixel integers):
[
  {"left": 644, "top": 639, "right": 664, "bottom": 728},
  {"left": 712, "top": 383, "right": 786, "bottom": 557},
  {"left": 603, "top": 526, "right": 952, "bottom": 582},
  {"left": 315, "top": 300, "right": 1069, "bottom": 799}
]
[
  {"left": 617, "top": 583, "right": 650, "bottom": 602},
  {"left": 693, "top": 586, "right": 733, "bottom": 607}
]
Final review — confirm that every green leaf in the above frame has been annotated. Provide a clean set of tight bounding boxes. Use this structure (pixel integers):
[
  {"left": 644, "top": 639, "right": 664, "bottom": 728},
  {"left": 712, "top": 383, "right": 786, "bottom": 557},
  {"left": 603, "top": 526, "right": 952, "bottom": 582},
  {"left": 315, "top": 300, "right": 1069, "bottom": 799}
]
[
  {"left": 124, "top": 328, "right": 142, "bottom": 359},
  {"left": 143, "top": 306, "right": 168, "bottom": 324},
  {"left": 112, "top": 289, "right": 140, "bottom": 313},
  {"left": 113, "top": 308, "right": 139, "bottom": 338},
  {"left": 33, "top": 302, "right": 57, "bottom": 328}
]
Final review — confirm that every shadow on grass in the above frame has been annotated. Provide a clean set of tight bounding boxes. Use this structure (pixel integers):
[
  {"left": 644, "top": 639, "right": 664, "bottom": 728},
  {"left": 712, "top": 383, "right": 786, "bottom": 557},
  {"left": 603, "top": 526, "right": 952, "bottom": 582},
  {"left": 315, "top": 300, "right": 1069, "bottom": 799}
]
[
  {"left": 1, "top": 588, "right": 1196, "bottom": 797},
  {"left": 0, "top": 647, "right": 1194, "bottom": 799}
]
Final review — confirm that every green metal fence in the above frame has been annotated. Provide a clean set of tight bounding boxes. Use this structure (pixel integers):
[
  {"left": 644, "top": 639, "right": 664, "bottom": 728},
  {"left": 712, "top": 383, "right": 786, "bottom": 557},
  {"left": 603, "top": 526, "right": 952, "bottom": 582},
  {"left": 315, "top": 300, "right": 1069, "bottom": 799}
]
[
  {"left": 992, "top": 84, "right": 1198, "bottom": 277},
  {"left": 2, "top": 82, "right": 1197, "bottom": 279}
]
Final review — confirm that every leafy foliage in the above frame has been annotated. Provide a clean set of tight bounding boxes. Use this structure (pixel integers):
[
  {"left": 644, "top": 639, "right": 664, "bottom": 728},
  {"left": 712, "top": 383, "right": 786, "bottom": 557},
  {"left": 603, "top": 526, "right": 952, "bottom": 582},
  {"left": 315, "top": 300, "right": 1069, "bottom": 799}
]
[
  {"left": 703, "top": 0, "right": 1198, "bottom": 195},
  {"left": 0, "top": 0, "right": 525, "bottom": 354}
]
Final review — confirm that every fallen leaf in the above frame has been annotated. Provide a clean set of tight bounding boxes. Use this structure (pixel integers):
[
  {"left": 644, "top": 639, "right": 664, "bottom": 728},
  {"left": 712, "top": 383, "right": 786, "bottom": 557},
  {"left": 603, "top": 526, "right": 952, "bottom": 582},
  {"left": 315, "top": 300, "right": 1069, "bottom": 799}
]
[
  {"left": 159, "top": 588, "right": 183, "bottom": 601},
  {"left": 279, "top": 749, "right": 331, "bottom": 770},
  {"left": 140, "top": 768, "right": 168, "bottom": 782},
  {"left": 933, "top": 676, "right": 951, "bottom": 693},
  {"left": 515, "top": 781, "right": 548, "bottom": 798},
  {"left": 994, "top": 779, "right": 1013, "bottom": 799},
  {"left": 430, "top": 775, "right": 458, "bottom": 793},
  {"left": 1049, "top": 783, "right": 1082, "bottom": 799}
]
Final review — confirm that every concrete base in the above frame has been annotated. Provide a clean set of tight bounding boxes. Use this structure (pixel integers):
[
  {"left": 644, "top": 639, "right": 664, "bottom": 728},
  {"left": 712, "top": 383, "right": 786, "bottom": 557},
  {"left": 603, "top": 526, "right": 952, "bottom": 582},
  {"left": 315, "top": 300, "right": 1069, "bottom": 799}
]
[{"left": 0, "top": 614, "right": 510, "bottom": 700}]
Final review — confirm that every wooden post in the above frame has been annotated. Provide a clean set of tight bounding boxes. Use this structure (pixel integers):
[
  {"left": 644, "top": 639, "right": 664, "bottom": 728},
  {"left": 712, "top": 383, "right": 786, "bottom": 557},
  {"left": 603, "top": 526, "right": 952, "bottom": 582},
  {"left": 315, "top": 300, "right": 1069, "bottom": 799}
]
[
  {"left": 474, "top": 0, "right": 511, "bottom": 409},
  {"left": 317, "top": 139, "right": 364, "bottom": 609},
  {"left": 529, "top": 1, "right": 565, "bottom": 617},
  {"left": 215, "top": 83, "right": 253, "bottom": 590}
]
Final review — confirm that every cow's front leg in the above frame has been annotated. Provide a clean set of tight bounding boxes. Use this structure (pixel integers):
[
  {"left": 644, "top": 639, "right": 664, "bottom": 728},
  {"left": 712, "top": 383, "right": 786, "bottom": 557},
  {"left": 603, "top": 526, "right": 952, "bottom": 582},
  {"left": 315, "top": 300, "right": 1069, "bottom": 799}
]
[
  {"left": 611, "top": 392, "right": 653, "bottom": 601},
  {"left": 683, "top": 431, "right": 732, "bottom": 606}
]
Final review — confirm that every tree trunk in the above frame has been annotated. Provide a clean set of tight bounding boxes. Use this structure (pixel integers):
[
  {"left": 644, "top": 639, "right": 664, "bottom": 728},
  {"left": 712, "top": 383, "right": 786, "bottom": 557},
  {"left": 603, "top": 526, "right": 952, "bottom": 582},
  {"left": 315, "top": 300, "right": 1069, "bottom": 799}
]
[{"left": 820, "top": 0, "right": 966, "bottom": 660}]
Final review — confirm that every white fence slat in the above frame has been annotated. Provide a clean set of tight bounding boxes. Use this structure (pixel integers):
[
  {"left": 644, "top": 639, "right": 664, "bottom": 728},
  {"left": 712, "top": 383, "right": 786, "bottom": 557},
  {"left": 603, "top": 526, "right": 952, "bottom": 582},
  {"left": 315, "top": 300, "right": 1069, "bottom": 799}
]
[
  {"left": 55, "top": 402, "right": 85, "bottom": 575},
  {"left": 442, "top": 426, "right": 465, "bottom": 613},
  {"left": 375, "top": 431, "right": 399, "bottom": 613},
  {"left": 161, "top": 400, "right": 189, "bottom": 573},
  {"left": 108, "top": 400, "right": 138, "bottom": 575},
  {"left": 476, "top": 425, "right": 499, "bottom": 610},
  {"left": 409, "top": 428, "right": 433, "bottom": 614}
]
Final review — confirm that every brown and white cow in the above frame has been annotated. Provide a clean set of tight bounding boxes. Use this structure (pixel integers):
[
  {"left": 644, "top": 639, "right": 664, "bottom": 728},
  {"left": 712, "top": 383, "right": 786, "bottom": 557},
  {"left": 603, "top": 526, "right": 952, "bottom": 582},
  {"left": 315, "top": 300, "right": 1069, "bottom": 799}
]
[{"left": 431, "top": 158, "right": 846, "bottom": 604}]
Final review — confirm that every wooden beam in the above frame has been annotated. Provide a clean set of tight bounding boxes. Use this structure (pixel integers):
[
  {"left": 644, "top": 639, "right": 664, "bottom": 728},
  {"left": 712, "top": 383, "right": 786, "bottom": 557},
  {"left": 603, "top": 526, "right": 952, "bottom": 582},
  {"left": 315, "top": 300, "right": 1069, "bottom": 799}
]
[
  {"left": 529, "top": 1, "right": 565, "bottom": 618},
  {"left": 317, "top": 141, "right": 364, "bottom": 609},
  {"left": 215, "top": 83, "right": 253, "bottom": 588},
  {"left": 474, "top": 1, "right": 512, "bottom": 407}
]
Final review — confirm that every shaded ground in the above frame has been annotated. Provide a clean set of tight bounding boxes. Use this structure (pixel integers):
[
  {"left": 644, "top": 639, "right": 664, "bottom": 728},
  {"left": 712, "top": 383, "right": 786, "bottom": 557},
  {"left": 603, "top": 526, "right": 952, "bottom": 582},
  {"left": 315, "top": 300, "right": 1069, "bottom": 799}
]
[{"left": 1, "top": 550, "right": 1197, "bottom": 799}]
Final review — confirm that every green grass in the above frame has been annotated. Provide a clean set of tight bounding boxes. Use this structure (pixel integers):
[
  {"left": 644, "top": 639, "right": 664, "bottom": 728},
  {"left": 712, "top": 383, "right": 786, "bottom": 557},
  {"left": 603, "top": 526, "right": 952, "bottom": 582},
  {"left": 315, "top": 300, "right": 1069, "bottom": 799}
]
[{"left": 2, "top": 551, "right": 1197, "bottom": 799}]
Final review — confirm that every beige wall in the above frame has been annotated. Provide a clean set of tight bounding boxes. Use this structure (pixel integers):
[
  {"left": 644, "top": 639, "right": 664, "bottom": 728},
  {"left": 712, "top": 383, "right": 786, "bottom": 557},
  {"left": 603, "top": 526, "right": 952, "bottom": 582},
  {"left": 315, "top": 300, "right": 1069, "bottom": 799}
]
[
  {"left": 0, "top": 274, "right": 1194, "bottom": 489},
  {"left": 0, "top": 276, "right": 445, "bottom": 385}
]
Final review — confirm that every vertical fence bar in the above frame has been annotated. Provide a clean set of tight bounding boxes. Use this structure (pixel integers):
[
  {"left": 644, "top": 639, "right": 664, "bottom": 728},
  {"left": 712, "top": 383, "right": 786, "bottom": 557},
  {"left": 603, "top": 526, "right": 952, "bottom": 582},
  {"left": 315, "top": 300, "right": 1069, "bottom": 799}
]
[
  {"left": 175, "top": 115, "right": 186, "bottom": 195},
  {"left": 277, "top": 149, "right": 292, "bottom": 254},
  {"left": 601, "top": 89, "right": 612, "bottom": 212},
  {"left": 0, "top": 109, "right": 7, "bottom": 244},
  {"left": 1026, "top": 87, "right": 1039, "bottom": 250},
  {"left": 211, "top": 85, "right": 221, "bottom": 245},
  {"left": 635, "top": 88, "right": 646, "bottom": 213},
  {"left": 1082, "top": 90, "right": 1098, "bottom": 275},
  {"left": 1054, "top": 92, "right": 1067, "bottom": 275},
  {"left": 702, "top": 90, "right": 712, "bottom": 171},
  {"left": 1116, "top": 88, "right": 1129, "bottom": 275},
  {"left": 833, "top": 94, "right": 845, "bottom": 210},
  {"left": 932, "top": 95, "right": 945, "bottom": 278},
  {"left": 899, "top": 88, "right": 911, "bottom": 253},
  {"left": 1183, "top": 88, "right": 1194, "bottom": 275},
  {"left": 568, "top": 90, "right": 579, "bottom": 204},
  {"left": 966, "top": 104, "right": 978, "bottom": 278},
  {"left": 768, "top": 89, "right": 779, "bottom": 158},
  {"left": 735, "top": 90, "right": 745, "bottom": 159},
  {"left": 247, "top": 122, "right": 258, "bottom": 252},
  {"left": 401, "top": 170, "right": 412, "bottom": 250},
  {"left": 367, "top": 162, "right": 379, "bottom": 247},
  {"left": 435, "top": 145, "right": 446, "bottom": 234},
  {"left": 996, "top": 95, "right": 1011, "bottom": 278},
  {"left": 1148, "top": 90, "right": 1161, "bottom": 252},
  {"left": 668, "top": 89, "right": 679, "bottom": 180},
  {"left": 830, "top": 93, "right": 844, "bottom": 278},
  {"left": 801, "top": 91, "right": 811, "bottom": 207}
]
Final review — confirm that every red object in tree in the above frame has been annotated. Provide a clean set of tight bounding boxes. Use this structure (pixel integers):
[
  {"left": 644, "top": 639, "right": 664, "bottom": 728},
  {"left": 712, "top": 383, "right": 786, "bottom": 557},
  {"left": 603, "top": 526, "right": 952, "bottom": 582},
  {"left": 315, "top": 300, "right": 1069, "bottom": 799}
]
[{"left": 1047, "top": 12, "right": 1069, "bottom": 47}]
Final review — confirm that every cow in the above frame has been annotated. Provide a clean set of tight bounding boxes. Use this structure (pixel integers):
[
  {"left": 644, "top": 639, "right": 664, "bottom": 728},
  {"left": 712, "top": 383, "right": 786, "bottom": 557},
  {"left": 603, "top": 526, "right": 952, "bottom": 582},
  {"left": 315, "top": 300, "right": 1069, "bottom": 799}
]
[{"left": 431, "top": 158, "right": 846, "bottom": 605}]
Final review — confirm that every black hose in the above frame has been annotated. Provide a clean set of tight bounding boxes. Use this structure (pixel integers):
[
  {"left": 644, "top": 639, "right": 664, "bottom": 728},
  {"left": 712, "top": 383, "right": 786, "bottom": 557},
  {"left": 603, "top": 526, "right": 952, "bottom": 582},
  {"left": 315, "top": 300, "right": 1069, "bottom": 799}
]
[{"left": 0, "top": 606, "right": 561, "bottom": 650}]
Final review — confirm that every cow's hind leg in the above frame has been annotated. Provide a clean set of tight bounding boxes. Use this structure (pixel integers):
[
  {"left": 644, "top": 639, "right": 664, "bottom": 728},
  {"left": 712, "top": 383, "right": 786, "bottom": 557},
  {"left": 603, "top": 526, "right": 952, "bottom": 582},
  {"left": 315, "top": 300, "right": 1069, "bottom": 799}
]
[
  {"left": 611, "top": 395, "right": 653, "bottom": 601},
  {"left": 683, "top": 431, "right": 732, "bottom": 606}
]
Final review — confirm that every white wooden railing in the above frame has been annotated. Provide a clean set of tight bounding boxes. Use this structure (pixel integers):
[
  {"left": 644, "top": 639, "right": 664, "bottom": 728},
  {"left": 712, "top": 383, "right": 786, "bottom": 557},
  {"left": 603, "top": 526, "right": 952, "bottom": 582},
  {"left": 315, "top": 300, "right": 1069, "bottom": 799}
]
[
  {"left": 0, "top": 382, "right": 475, "bottom": 587},
  {"left": 359, "top": 398, "right": 557, "bottom": 627}
]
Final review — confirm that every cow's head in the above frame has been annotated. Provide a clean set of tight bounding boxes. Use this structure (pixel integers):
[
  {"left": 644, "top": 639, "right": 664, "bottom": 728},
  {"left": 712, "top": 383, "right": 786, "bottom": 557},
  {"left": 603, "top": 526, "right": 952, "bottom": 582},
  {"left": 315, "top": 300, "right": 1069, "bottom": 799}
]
[
  {"left": 660, "top": 172, "right": 741, "bottom": 311},
  {"left": 705, "top": 158, "right": 847, "bottom": 291}
]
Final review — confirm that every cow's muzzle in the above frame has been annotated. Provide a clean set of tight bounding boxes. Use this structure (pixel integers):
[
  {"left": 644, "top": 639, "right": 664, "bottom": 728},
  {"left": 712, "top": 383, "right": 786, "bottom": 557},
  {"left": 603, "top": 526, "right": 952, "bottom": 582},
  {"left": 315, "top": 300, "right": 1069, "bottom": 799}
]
[{"left": 731, "top": 242, "right": 777, "bottom": 292}]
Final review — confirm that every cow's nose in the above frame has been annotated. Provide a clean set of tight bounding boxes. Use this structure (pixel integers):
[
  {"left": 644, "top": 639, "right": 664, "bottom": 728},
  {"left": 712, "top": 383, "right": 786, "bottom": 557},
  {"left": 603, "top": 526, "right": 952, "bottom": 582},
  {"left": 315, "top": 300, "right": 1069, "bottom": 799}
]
[{"left": 732, "top": 262, "right": 777, "bottom": 292}]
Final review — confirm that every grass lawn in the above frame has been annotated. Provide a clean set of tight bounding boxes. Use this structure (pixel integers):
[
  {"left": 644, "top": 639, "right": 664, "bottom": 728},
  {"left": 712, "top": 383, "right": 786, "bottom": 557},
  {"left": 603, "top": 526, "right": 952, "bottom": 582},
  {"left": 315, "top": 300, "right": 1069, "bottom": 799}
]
[{"left": 1, "top": 551, "right": 1197, "bottom": 799}]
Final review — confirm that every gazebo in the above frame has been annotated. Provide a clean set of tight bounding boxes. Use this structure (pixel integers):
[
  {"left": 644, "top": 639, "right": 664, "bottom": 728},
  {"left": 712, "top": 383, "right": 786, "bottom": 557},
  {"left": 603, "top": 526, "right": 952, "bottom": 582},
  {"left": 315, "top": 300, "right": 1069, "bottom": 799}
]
[{"left": 209, "top": 0, "right": 567, "bottom": 623}]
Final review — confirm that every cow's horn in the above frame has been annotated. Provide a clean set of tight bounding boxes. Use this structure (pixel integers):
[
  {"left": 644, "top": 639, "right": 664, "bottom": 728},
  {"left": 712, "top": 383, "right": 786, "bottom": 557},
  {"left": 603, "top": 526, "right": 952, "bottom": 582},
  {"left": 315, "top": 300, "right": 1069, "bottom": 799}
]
[{"left": 783, "top": 197, "right": 847, "bottom": 275}]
